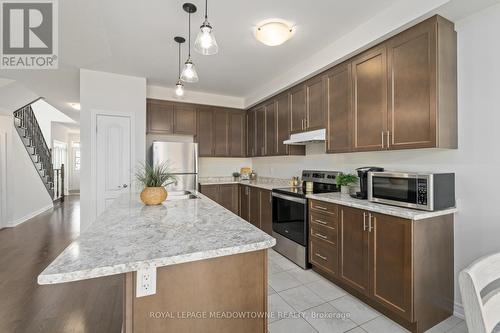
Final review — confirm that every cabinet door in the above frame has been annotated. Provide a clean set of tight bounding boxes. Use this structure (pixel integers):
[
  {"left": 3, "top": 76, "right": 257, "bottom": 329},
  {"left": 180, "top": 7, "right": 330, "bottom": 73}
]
[
  {"left": 200, "top": 184, "right": 219, "bottom": 202},
  {"left": 306, "top": 75, "right": 326, "bottom": 131},
  {"left": 255, "top": 106, "right": 266, "bottom": 156},
  {"left": 351, "top": 46, "right": 387, "bottom": 152},
  {"left": 259, "top": 189, "right": 272, "bottom": 235},
  {"left": 246, "top": 110, "right": 256, "bottom": 157},
  {"left": 196, "top": 108, "right": 214, "bottom": 157},
  {"left": 290, "top": 85, "right": 306, "bottom": 133},
  {"left": 147, "top": 100, "right": 174, "bottom": 134},
  {"left": 219, "top": 184, "right": 239, "bottom": 214},
  {"left": 265, "top": 101, "right": 277, "bottom": 156},
  {"left": 213, "top": 109, "right": 229, "bottom": 156},
  {"left": 387, "top": 20, "right": 436, "bottom": 150},
  {"left": 326, "top": 63, "right": 352, "bottom": 153},
  {"left": 249, "top": 187, "right": 261, "bottom": 228},
  {"left": 339, "top": 206, "right": 370, "bottom": 295},
  {"left": 369, "top": 212, "right": 413, "bottom": 321},
  {"left": 229, "top": 111, "right": 245, "bottom": 157},
  {"left": 276, "top": 93, "right": 290, "bottom": 156},
  {"left": 239, "top": 185, "right": 250, "bottom": 221},
  {"left": 173, "top": 104, "right": 196, "bottom": 135}
]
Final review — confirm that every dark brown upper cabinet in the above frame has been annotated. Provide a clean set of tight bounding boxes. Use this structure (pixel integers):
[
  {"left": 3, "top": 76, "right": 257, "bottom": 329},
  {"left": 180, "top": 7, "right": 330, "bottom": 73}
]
[
  {"left": 147, "top": 99, "right": 174, "bottom": 134},
  {"left": 246, "top": 109, "right": 256, "bottom": 157},
  {"left": 196, "top": 107, "right": 214, "bottom": 157},
  {"left": 255, "top": 106, "right": 266, "bottom": 156},
  {"left": 229, "top": 111, "right": 246, "bottom": 157},
  {"left": 386, "top": 16, "right": 457, "bottom": 150},
  {"left": 305, "top": 75, "right": 327, "bottom": 131},
  {"left": 351, "top": 45, "right": 388, "bottom": 152},
  {"left": 173, "top": 104, "right": 197, "bottom": 135},
  {"left": 290, "top": 85, "right": 307, "bottom": 134},
  {"left": 265, "top": 101, "right": 277, "bottom": 156},
  {"left": 276, "top": 93, "right": 290, "bottom": 156},
  {"left": 213, "top": 109, "right": 229, "bottom": 156},
  {"left": 326, "top": 63, "right": 352, "bottom": 153}
]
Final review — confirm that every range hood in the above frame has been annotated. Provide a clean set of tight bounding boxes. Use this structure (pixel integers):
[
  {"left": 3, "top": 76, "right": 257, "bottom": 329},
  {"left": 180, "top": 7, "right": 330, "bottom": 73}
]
[{"left": 283, "top": 129, "right": 326, "bottom": 145}]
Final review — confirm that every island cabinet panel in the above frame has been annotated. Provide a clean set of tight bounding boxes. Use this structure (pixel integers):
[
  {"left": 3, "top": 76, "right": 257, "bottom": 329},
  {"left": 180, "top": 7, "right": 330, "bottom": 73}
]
[
  {"left": 305, "top": 75, "right": 327, "bottom": 131},
  {"left": 196, "top": 108, "right": 214, "bottom": 157},
  {"left": 265, "top": 101, "right": 277, "bottom": 156},
  {"left": 351, "top": 46, "right": 388, "bottom": 152},
  {"left": 290, "top": 85, "right": 306, "bottom": 133},
  {"left": 127, "top": 250, "right": 268, "bottom": 333},
  {"left": 259, "top": 189, "right": 273, "bottom": 236},
  {"left": 326, "top": 63, "right": 352, "bottom": 153},
  {"left": 339, "top": 206, "right": 370, "bottom": 295},
  {"left": 173, "top": 104, "right": 197, "bottom": 135},
  {"left": 239, "top": 185, "right": 250, "bottom": 221},
  {"left": 229, "top": 111, "right": 246, "bottom": 157},
  {"left": 370, "top": 212, "right": 413, "bottom": 321},
  {"left": 246, "top": 109, "right": 256, "bottom": 157},
  {"left": 255, "top": 106, "right": 266, "bottom": 156},
  {"left": 147, "top": 99, "right": 174, "bottom": 134},
  {"left": 249, "top": 186, "right": 261, "bottom": 228}
]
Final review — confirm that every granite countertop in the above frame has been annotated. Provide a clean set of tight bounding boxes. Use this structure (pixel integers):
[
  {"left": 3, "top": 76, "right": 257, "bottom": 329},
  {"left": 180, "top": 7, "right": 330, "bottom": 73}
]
[
  {"left": 306, "top": 192, "right": 457, "bottom": 220},
  {"left": 199, "top": 176, "right": 293, "bottom": 190},
  {"left": 38, "top": 192, "right": 275, "bottom": 285}
]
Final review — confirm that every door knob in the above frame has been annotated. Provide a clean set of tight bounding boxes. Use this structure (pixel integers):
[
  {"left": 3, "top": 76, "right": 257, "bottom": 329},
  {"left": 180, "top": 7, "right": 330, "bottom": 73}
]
[{"left": 119, "top": 184, "right": 128, "bottom": 189}]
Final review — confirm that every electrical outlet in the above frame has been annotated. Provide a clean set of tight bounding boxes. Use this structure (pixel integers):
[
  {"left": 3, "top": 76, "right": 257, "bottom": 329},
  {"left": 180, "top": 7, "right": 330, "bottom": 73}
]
[{"left": 136, "top": 266, "right": 156, "bottom": 297}]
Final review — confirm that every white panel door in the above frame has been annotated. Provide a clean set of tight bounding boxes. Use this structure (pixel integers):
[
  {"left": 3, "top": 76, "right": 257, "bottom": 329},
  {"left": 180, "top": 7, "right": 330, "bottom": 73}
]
[{"left": 96, "top": 114, "right": 131, "bottom": 217}]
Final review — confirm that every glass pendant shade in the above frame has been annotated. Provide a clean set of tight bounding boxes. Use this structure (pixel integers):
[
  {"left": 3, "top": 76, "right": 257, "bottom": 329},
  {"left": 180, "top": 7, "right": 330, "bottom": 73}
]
[
  {"left": 180, "top": 58, "right": 199, "bottom": 83},
  {"left": 194, "top": 22, "right": 218, "bottom": 55},
  {"left": 175, "top": 80, "right": 184, "bottom": 96}
]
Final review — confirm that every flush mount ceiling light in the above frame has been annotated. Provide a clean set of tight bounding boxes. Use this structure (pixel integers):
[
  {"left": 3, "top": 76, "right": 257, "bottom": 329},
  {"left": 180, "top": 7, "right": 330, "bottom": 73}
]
[
  {"left": 174, "top": 36, "right": 185, "bottom": 97},
  {"left": 194, "top": 0, "right": 218, "bottom": 55},
  {"left": 255, "top": 20, "right": 294, "bottom": 46},
  {"left": 68, "top": 102, "right": 81, "bottom": 110},
  {"left": 180, "top": 3, "right": 199, "bottom": 83}
]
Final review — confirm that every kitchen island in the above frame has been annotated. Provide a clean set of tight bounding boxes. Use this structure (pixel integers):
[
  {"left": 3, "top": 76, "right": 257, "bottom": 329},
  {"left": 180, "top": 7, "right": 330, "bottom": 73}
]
[{"left": 38, "top": 192, "right": 275, "bottom": 333}]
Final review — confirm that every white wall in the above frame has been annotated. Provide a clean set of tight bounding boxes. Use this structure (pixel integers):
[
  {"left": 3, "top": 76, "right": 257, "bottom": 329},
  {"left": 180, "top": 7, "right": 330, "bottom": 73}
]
[
  {"left": 251, "top": 4, "right": 500, "bottom": 315},
  {"left": 0, "top": 115, "right": 53, "bottom": 228},
  {"left": 80, "top": 69, "right": 146, "bottom": 231}
]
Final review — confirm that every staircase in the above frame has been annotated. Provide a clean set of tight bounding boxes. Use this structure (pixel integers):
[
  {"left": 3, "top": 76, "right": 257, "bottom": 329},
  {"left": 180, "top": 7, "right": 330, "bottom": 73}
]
[{"left": 13, "top": 104, "right": 55, "bottom": 199}]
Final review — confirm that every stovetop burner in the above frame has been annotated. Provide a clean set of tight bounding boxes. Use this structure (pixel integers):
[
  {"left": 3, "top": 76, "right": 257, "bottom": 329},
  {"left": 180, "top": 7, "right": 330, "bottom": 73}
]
[{"left": 272, "top": 170, "right": 342, "bottom": 198}]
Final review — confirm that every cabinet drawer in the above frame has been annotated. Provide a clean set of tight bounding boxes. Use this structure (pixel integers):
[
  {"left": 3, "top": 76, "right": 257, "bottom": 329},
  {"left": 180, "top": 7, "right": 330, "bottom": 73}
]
[
  {"left": 310, "top": 210, "right": 337, "bottom": 229},
  {"left": 309, "top": 200, "right": 338, "bottom": 215},
  {"left": 310, "top": 238, "right": 338, "bottom": 276},
  {"left": 310, "top": 222, "right": 337, "bottom": 245}
]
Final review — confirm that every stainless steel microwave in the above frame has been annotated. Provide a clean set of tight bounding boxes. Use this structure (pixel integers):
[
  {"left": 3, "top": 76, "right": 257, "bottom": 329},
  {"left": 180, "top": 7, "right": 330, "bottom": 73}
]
[{"left": 368, "top": 171, "right": 455, "bottom": 211}]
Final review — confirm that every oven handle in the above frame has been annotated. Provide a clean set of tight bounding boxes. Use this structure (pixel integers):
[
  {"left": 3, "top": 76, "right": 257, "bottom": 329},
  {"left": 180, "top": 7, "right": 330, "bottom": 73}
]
[{"left": 272, "top": 192, "right": 307, "bottom": 204}]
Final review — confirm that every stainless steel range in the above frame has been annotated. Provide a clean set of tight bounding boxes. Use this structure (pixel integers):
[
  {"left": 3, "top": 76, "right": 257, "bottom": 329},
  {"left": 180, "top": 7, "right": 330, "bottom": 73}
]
[{"left": 272, "top": 170, "right": 341, "bottom": 269}]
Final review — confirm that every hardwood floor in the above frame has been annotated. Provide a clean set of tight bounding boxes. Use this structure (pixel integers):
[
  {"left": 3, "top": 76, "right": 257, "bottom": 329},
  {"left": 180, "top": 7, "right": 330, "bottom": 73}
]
[{"left": 0, "top": 196, "right": 123, "bottom": 333}]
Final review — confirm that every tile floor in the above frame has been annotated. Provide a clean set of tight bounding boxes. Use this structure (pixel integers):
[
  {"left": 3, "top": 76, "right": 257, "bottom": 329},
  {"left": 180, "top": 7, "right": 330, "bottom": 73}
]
[{"left": 267, "top": 249, "right": 467, "bottom": 333}]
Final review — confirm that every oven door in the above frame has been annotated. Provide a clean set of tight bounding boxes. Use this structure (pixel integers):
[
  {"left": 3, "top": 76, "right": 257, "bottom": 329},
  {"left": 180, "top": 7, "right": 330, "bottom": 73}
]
[
  {"left": 368, "top": 172, "right": 424, "bottom": 209},
  {"left": 272, "top": 192, "right": 307, "bottom": 246}
]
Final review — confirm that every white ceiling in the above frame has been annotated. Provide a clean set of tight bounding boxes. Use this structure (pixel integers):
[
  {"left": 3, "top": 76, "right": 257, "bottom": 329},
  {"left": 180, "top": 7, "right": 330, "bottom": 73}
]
[{"left": 1, "top": 0, "right": 499, "bottom": 121}]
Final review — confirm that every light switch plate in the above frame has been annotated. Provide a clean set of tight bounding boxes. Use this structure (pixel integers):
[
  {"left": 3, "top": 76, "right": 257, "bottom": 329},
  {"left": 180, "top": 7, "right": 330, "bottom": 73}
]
[{"left": 136, "top": 266, "right": 157, "bottom": 297}]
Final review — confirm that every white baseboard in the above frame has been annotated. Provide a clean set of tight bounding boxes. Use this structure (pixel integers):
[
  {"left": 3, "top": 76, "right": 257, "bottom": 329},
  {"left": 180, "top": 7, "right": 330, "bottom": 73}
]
[
  {"left": 6, "top": 203, "right": 54, "bottom": 227},
  {"left": 453, "top": 301, "right": 465, "bottom": 319}
]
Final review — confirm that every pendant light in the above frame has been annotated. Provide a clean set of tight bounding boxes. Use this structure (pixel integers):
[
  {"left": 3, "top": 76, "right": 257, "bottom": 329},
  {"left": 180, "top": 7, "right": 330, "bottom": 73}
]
[
  {"left": 194, "top": 0, "right": 218, "bottom": 55},
  {"left": 174, "top": 36, "right": 185, "bottom": 97},
  {"left": 180, "top": 3, "right": 199, "bottom": 83}
]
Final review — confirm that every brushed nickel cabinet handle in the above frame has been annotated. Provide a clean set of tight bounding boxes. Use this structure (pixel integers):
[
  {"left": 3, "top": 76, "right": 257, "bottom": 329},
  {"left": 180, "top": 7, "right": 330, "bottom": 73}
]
[
  {"left": 315, "top": 253, "right": 327, "bottom": 260},
  {"left": 314, "top": 233, "right": 328, "bottom": 240},
  {"left": 314, "top": 219, "right": 328, "bottom": 225},
  {"left": 381, "top": 131, "right": 384, "bottom": 149},
  {"left": 314, "top": 205, "right": 328, "bottom": 211},
  {"left": 363, "top": 212, "right": 367, "bottom": 231},
  {"left": 368, "top": 213, "right": 374, "bottom": 232},
  {"left": 386, "top": 131, "right": 390, "bottom": 149}
]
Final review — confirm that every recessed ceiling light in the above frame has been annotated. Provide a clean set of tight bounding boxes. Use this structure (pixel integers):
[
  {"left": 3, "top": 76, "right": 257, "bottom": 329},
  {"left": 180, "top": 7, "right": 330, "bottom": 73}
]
[
  {"left": 255, "top": 20, "right": 294, "bottom": 46},
  {"left": 69, "top": 103, "right": 81, "bottom": 111}
]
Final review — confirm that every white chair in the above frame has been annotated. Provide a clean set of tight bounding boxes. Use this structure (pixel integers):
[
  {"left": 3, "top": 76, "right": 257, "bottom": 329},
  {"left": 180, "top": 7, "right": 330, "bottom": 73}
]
[{"left": 459, "top": 252, "right": 500, "bottom": 333}]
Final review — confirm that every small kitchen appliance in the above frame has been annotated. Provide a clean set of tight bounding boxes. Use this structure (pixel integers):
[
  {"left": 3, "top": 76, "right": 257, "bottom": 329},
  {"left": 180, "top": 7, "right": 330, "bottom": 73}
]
[
  {"left": 272, "top": 170, "right": 341, "bottom": 269},
  {"left": 368, "top": 171, "right": 455, "bottom": 211},
  {"left": 351, "top": 166, "right": 384, "bottom": 199}
]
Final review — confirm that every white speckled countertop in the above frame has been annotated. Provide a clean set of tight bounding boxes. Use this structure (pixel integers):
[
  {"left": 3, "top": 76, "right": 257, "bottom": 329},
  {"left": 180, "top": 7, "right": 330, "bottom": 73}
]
[
  {"left": 306, "top": 192, "right": 457, "bottom": 220},
  {"left": 38, "top": 192, "right": 275, "bottom": 285},
  {"left": 199, "top": 176, "right": 293, "bottom": 190}
]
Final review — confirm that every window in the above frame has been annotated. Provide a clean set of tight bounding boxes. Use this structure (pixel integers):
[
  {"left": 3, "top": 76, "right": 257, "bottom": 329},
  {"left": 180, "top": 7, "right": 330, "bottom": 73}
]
[{"left": 72, "top": 142, "right": 80, "bottom": 172}]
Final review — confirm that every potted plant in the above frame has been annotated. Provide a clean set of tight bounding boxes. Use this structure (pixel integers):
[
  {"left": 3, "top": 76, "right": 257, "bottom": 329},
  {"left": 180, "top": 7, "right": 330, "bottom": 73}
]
[
  {"left": 232, "top": 172, "right": 241, "bottom": 181},
  {"left": 337, "top": 173, "right": 358, "bottom": 195},
  {"left": 135, "top": 162, "right": 176, "bottom": 205}
]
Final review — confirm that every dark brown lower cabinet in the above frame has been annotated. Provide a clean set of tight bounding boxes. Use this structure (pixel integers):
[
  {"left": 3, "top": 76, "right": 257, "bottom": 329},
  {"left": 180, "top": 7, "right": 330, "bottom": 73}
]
[
  {"left": 199, "top": 184, "right": 238, "bottom": 214},
  {"left": 249, "top": 187, "right": 260, "bottom": 228},
  {"left": 239, "top": 185, "right": 250, "bottom": 221},
  {"left": 259, "top": 189, "right": 272, "bottom": 235},
  {"left": 308, "top": 200, "right": 454, "bottom": 333}
]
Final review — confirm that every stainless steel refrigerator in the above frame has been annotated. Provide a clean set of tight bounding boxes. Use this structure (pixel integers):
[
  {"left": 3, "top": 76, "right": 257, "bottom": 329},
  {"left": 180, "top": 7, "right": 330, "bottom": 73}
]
[{"left": 152, "top": 142, "right": 198, "bottom": 192}]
